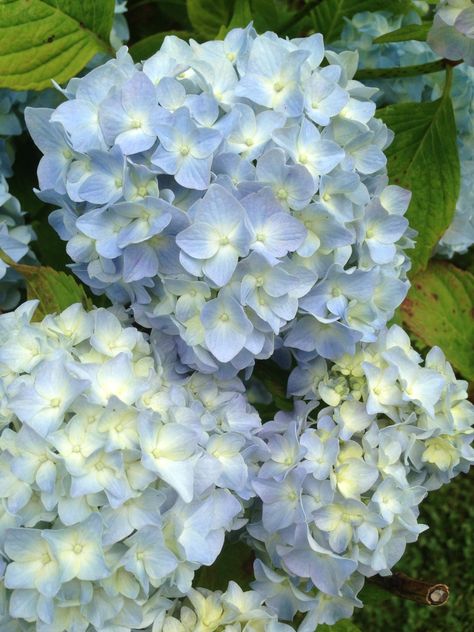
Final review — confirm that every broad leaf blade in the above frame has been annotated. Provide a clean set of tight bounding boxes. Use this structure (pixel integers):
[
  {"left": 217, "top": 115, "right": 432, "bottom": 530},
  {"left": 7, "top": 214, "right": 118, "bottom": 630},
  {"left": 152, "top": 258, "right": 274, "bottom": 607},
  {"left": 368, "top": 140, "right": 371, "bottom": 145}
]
[
  {"left": 310, "top": 0, "right": 412, "bottom": 43},
  {"left": 186, "top": 0, "right": 234, "bottom": 39},
  {"left": 0, "top": 0, "right": 115, "bottom": 90},
  {"left": 228, "top": 0, "right": 253, "bottom": 29},
  {"left": 400, "top": 261, "right": 474, "bottom": 380},
  {"left": 377, "top": 97, "right": 460, "bottom": 275},
  {"left": 374, "top": 23, "right": 431, "bottom": 43},
  {"left": 251, "top": 0, "right": 280, "bottom": 31}
]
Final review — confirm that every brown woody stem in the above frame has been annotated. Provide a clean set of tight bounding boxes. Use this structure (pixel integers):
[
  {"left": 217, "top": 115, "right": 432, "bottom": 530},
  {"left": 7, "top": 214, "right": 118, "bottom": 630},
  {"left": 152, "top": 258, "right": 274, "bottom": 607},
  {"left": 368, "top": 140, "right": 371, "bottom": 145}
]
[{"left": 369, "top": 572, "right": 449, "bottom": 606}]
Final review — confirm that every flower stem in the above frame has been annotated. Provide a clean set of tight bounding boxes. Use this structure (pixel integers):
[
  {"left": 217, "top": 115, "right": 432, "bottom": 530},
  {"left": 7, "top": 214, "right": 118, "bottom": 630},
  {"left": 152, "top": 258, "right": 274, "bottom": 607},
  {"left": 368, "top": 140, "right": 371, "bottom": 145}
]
[{"left": 369, "top": 572, "right": 449, "bottom": 606}]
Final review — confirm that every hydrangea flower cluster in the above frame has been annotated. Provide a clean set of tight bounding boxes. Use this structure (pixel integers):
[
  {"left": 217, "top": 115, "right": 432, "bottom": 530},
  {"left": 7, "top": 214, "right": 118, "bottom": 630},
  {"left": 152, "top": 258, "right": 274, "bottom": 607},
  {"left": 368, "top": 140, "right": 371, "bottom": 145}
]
[
  {"left": 26, "top": 27, "right": 415, "bottom": 375},
  {"left": 247, "top": 325, "right": 474, "bottom": 630},
  {"left": 333, "top": 10, "right": 474, "bottom": 256},
  {"left": 0, "top": 305, "right": 473, "bottom": 629},
  {"left": 0, "top": 301, "right": 264, "bottom": 631},
  {"left": 428, "top": 0, "right": 474, "bottom": 66}
]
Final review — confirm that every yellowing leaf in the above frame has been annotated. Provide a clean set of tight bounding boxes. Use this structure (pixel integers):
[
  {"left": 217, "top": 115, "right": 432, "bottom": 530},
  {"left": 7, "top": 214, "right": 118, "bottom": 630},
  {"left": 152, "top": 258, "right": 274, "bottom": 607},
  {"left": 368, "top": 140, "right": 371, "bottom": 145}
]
[
  {"left": 1, "top": 255, "right": 93, "bottom": 320},
  {"left": 0, "top": 0, "right": 115, "bottom": 90},
  {"left": 401, "top": 261, "right": 474, "bottom": 380}
]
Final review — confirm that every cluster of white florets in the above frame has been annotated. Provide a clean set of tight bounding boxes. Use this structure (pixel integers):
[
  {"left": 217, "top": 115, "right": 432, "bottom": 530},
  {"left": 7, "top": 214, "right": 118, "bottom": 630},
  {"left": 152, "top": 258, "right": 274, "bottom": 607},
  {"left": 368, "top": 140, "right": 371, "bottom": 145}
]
[
  {"left": 0, "top": 303, "right": 472, "bottom": 631},
  {"left": 0, "top": 301, "right": 265, "bottom": 631},
  {"left": 247, "top": 325, "right": 474, "bottom": 629}
]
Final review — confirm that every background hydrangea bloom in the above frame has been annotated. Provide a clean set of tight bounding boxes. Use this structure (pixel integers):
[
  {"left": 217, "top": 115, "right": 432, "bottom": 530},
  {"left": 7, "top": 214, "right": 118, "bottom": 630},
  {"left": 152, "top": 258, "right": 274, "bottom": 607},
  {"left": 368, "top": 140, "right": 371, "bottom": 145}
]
[
  {"left": 0, "top": 149, "right": 37, "bottom": 310},
  {"left": 428, "top": 0, "right": 474, "bottom": 66},
  {"left": 332, "top": 9, "right": 474, "bottom": 257},
  {"left": 27, "top": 28, "right": 415, "bottom": 375}
]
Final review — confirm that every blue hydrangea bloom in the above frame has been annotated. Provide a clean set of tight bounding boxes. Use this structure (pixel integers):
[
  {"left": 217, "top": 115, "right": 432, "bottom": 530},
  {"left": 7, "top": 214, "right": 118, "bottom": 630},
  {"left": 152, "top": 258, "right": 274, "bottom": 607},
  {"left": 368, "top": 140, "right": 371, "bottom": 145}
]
[{"left": 26, "top": 27, "right": 414, "bottom": 376}]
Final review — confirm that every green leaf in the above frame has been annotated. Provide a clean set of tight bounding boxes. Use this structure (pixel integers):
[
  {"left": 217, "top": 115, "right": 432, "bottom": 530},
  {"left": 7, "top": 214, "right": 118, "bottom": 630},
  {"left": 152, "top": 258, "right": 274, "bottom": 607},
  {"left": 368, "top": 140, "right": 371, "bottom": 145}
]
[
  {"left": 251, "top": 0, "right": 280, "bottom": 31},
  {"left": 355, "top": 59, "right": 446, "bottom": 80},
  {"left": 374, "top": 23, "right": 431, "bottom": 43},
  {"left": 129, "top": 30, "right": 196, "bottom": 62},
  {"left": 400, "top": 261, "right": 474, "bottom": 380},
  {"left": 0, "top": 254, "right": 93, "bottom": 320},
  {"left": 0, "top": 0, "right": 115, "bottom": 90},
  {"left": 376, "top": 95, "right": 460, "bottom": 275},
  {"left": 186, "top": 0, "right": 234, "bottom": 38},
  {"left": 318, "top": 620, "right": 362, "bottom": 631},
  {"left": 228, "top": 0, "right": 253, "bottom": 29},
  {"left": 310, "top": 0, "right": 412, "bottom": 42}
]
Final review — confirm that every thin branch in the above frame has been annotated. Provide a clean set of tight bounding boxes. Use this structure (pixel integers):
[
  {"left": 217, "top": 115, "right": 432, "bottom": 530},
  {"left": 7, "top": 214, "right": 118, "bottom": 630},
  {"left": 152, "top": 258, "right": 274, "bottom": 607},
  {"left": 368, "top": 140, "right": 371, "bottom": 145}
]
[
  {"left": 369, "top": 572, "right": 449, "bottom": 606},
  {"left": 355, "top": 58, "right": 462, "bottom": 80}
]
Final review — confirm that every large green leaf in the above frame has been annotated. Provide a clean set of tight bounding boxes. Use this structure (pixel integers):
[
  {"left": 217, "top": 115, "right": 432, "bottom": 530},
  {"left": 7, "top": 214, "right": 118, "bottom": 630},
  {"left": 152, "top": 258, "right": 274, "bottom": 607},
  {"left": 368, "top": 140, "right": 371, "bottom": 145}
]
[
  {"left": 400, "top": 261, "right": 474, "bottom": 380},
  {"left": 130, "top": 30, "right": 196, "bottom": 62},
  {"left": 374, "top": 23, "right": 430, "bottom": 43},
  {"left": 186, "top": 0, "right": 234, "bottom": 38},
  {"left": 228, "top": 0, "right": 253, "bottom": 29},
  {"left": 376, "top": 96, "right": 460, "bottom": 275},
  {"left": 251, "top": 0, "right": 280, "bottom": 31},
  {"left": 310, "top": 0, "right": 412, "bottom": 42},
  {"left": 0, "top": 0, "right": 115, "bottom": 90}
]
